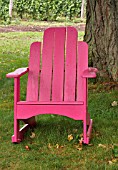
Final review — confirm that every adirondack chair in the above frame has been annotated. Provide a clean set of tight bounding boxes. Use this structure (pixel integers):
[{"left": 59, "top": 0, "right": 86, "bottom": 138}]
[{"left": 6, "top": 27, "right": 98, "bottom": 144}]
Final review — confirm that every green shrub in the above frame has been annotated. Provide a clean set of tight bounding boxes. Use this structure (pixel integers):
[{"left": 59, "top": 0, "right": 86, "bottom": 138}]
[
  {"left": 0, "top": 0, "right": 9, "bottom": 21},
  {"left": 0, "top": 0, "right": 82, "bottom": 22}
]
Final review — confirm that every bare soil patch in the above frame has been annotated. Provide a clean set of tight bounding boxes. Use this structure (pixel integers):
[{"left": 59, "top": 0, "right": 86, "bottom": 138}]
[{"left": 0, "top": 24, "right": 85, "bottom": 33}]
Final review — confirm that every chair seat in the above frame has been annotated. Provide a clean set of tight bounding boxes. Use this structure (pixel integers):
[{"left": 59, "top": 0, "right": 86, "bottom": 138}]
[
  {"left": 17, "top": 101, "right": 84, "bottom": 105},
  {"left": 17, "top": 101, "right": 85, "bottom": 120}
]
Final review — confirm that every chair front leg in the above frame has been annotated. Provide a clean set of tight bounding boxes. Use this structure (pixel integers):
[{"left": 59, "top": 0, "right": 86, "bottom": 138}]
[
  {"left": 12, "top": 78, "right": 20, "bottom": 143},
  {"left": 83, "top": 118, "right": 88, "bottom": 144}
]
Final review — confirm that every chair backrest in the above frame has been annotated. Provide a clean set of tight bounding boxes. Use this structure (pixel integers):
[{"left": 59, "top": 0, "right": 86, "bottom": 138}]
[{"left": 26, "top": 27, "right": 88, "bottom": 102}]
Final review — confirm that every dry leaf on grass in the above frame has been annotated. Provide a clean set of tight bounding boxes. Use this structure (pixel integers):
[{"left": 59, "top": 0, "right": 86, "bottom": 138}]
[
  {"left": 79, "top": 133, "right": 83, "bottom": 138},
  {"left": 56, "top": 144, "right": 59, "bottom": 149},
  {"left": 88, "top": 143, "right": 94, "bottom": 146},
  {"left": 111, "top": 159, "right": 117, "bottom": 163},
  {"left": 79, "top": 137, "right": 83, "bottom": 146},
  {"left": 30, "top": 132, "right": 36, "bottom": 139},
  {"left": 108, "top": 161, "right": 113, "bottom": 165},
  {"left": 55, "top": 144, "right": 64, "bottom": 149},
  {"left": 95, "top": 131, "right": 101, "bottom": 137},
  {"left": 60, "top": 145, "right": 64, "bottom": 149},
  {"left": 25, "top": 145, "right": 30, "bottom": 150},
  {"left": 76, "top": 137, "right": 83, "bottom": 151},
  {"left": 98, "top": 144, "right": 107, "bottom": 148},
  {"left": 108, "top": 159, "right": 118, "bottom": 165},
  {"left": 48, "top": 143, "right": 52, "bottom": 149},
  {"left": 74, "top": 144, "right": 82, "bottom": 151},
  {"left": 111, "top": 101, "right": 118, "bottom": 107},
  {"left": 73, "top": 129, "right": 78, "bottom": 133},
  {"left": 68, "top": 134, "right": 74, "bottom": 141},
  {"left": 77, "top": 147, "right": 83, "bottom": 151}
]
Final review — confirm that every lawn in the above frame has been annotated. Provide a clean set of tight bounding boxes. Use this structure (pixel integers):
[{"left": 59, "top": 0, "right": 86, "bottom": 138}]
[{"left": 0, "top": 29, "right": 118, "bottom": 170}]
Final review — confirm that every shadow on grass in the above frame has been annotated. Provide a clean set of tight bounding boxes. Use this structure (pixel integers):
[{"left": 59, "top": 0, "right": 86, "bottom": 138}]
[{"left": 24, "top": 114, "right": 83, "bottom": 145}]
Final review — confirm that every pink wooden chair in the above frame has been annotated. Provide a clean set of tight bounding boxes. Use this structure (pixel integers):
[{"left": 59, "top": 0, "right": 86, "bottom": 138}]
[{"left": 6, "top": 27, "right": 98, "bottom": 144}]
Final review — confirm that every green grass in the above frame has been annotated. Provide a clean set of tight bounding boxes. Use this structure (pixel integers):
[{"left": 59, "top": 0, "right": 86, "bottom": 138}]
[
  {"left": 0, "top": 31, "right": 118, "bottom": 170},
  {"left": 0, "top": 17, "right": 86, "bottom": 27}
]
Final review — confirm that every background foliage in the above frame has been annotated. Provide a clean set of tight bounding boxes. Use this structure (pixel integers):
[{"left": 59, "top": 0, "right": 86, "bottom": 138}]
[
  {"left": 0, "top": 0, "right": 9, "bottom": 21},
  {"left": 0, "top": 0, "right": 82, "bottom": 22}
]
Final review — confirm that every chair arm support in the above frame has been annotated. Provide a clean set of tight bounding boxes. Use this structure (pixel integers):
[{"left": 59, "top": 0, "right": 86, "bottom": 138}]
[
  {"left": 6, "top": 67, "right": 29, "bottom": 78},
  {"left": 82, "top": 67, "right": 98, "bottom": 78}
]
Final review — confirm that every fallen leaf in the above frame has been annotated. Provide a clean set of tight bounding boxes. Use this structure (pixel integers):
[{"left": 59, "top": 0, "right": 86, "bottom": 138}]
[
  {"left": 73, "top": 129, "right": 78, "bottom": 133},
  {"left": 88, "top": 143, "right": 94, "bottom": 146},
  {"left": 79, "top": 137, "right": 83, "bottom": 147},
  {"left": 108, "top": 161, "right": 113, "bottom": 165},
  {"left": 111, "top": 101, "right": 117, "bottom": 107},
  {"left": 25, "top": 145, "right": 30, "bottom": 150},
  {"left": 95, "top": 131, "right": 101, "bottom": 137},
  {"left": 111, "top": 159, "right": 117, "bottom": 163},
  {"left": 30, "top": 132, "right": 36, "bottom": 139},
  {"left": 79, "top": 133, "right": 83, "bottom": 138},
  {"left": 56, "top": 144, "right": 59, "bottom": 149},
  {"left": 48, "top": 143, "right": 51, "bottom": 149},
  {"left": 77, "top": 147, "right": 83, "bottom": 151},
  {"left": 60, "top": 145, "right": 64, "bottom": 149},
  {"left": 68, "top": 134, "right": 74, "bottom": 142},
  {"left": 98, "top": 144, "right": 106, "bottom": 148}
]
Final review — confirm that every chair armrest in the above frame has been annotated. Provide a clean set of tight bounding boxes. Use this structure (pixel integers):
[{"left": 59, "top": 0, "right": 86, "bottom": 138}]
[
  {"left": 82, "top": 67, "right": 98, "bottom": 78},
  {"left": 6, "top": 67, "right": 29, "bottom": 78}
]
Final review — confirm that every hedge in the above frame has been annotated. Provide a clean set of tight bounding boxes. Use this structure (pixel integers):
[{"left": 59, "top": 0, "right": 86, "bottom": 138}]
[{"left": 0, "top": 0, "right": 82, "bottom": 21}]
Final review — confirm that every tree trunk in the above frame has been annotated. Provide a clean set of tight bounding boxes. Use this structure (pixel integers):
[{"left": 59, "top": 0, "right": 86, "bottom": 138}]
[
  {"left": 81, "top": 0, "right": 85, "bottom": 19},
  {"left": 84, "top": 0, "right": 118, "bottom": 82},
  {"left": 9, "top": 0, "right": 13, "bottom": 17}
]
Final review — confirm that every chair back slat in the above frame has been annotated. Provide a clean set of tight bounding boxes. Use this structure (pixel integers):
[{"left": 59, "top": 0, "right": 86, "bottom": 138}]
[
  {"left": 26, "top": 42, "right": 41, "bottom": 101},
  {"left": 52, "top": 28, "right": 66, "bottom": 101},
  {"left": 77, "top": 42, "right": 88, "bottom": 101},
  {"left": 64, "top": 27, "right": 77, "bottom": 101},
  {"left": 39, "top": 28, "right": 55, "bottom": 101},
  {"left": 27, "top": 28, "right": 88, "bottom": 103}
]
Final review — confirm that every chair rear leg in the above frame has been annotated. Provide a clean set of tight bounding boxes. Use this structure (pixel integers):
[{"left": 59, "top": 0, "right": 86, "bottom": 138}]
[
  {"left": 87, "top": 112, "right": 90, "bottom": 126},
  {"left": 23, "top": 116, "right": 36, "bottom": 128},
  {"left": 83, "top": 113, "right": 93, "bottom": 144}
]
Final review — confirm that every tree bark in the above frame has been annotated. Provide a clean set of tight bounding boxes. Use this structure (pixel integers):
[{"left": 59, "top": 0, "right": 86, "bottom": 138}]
[
  {"left": 84, "top": 0, "right": 118, "bottom": 81},
  {"left": 9, "top": 0, "right": 13, "bottom": 17},
  {"left": 81, "top": 0, "right": 85, "bottom": 19}
]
